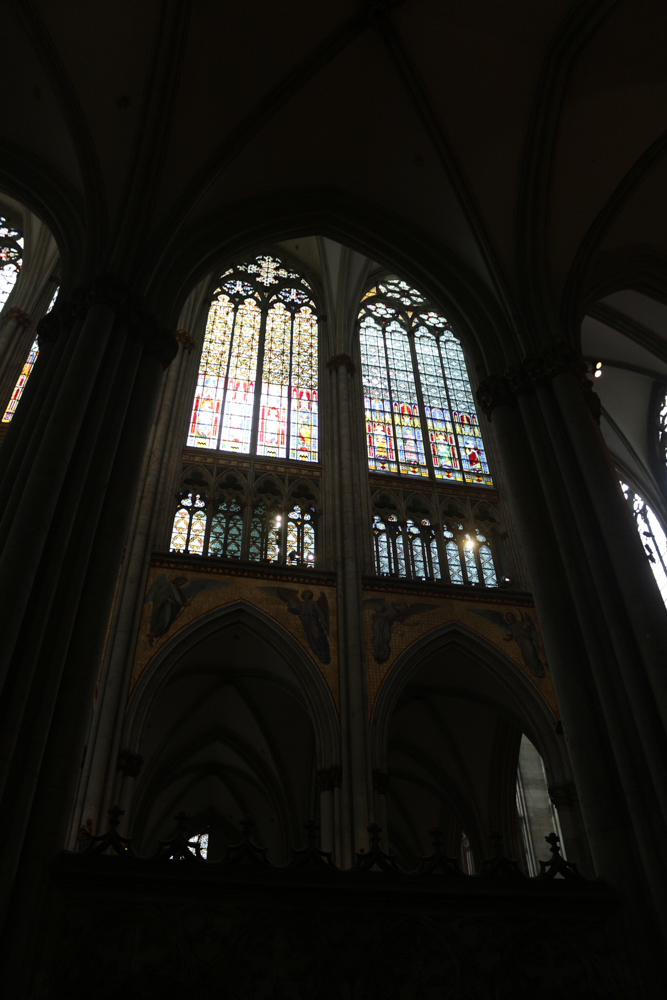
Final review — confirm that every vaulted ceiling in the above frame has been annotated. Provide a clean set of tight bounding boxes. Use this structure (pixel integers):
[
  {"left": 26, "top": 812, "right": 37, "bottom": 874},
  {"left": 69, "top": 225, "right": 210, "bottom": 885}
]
[{"left": 3, "top": 0, "right": 666, "bottom": 348}]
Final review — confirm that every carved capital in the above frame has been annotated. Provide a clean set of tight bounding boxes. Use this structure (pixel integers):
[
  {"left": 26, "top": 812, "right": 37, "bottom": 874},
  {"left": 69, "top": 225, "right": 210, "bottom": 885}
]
[
  {"left": 477, "top": 342, "right": 599, "bottom": 421},
  {"left": 548, "top": 781, "right": 578, "bottom": 811},
  {"left": 327, "top": 353, "right": 356, "bottom": 375},
  {"left": 176, "top": 328, "right": 195, "bottom": 352},
  {"left": 117, "top": 748, "right": 144, "bottom": 778},
  {"left": 372, "top": 769, "right": 390, "bottom": 794},
  {"left": 317, "top": 765, "right": 342, "bottom": 792},
  {"left": 135, "top": 313, "right": 179, "bottom": 368},
  {"left": 0, "top": 306, "right": 30, "bottom": 330}
]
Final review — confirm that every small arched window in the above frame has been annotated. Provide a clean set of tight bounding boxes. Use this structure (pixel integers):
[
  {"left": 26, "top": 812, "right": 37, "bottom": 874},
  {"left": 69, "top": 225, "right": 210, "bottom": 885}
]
[
  {"left": 620, "top": 481, "right": 667, "bottom": 606},
  {"left": 2, "top": 286, "right": 58, "bottom": 424},
  {"left": 0, "top": 214, "right": 22, "bottom": 314},
  {"left": 359, "top": 277, "right": 492, "bottom": 485},
  {"left": 188, "top": 254, "right": 318, "bottom": 462}
]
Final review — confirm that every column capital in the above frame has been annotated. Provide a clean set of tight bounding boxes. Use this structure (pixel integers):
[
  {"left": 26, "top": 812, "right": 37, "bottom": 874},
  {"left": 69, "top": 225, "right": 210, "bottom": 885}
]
[
  {"left": 477, "top": 342, "right": 600, "bottom": 421},
  {"left": 176, "top": 328, "right": 195, "bottom": 352},
  {"left": 327, "top": 352, "right": 356, "bottom": 375},
  {"left": 317, "top": 765, "right": 342, "bottom": 791},
  {"left": 0, "top": 306, "right": 30, "bottom": 330},
  {"left": 548, "top": 780, "right": 578, "bottom": 810}
]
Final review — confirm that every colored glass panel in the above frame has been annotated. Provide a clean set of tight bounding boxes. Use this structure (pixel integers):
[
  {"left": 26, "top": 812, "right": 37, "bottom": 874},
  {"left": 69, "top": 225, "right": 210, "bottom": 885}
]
[
  {"left": 429, "top": 534, "right": 441, "bottom": 580},
  {"left": 188, "top": 509, "right": 207, "bottom": 556},
  {"left": 258, "top": 301, "right": 291, "bottom": 458},
  {"left": 445, "top": 535, "right": 463, "bottom": 584},
  {"left": 360, "top": 315, "right": 396, "bottom": 473},
  {"left": 373, "top": 516, "right": 391, "bottom": 575},
  {"left": 170, "top": 507, "right": 190, "bottom": 553},
  {"left": 407, "top": 519, "right": 426, "bottom": 578},
  {"left": 439, "top": 331, "right": 492, "bottom": 486},
  {"left": 463, "top": 536, "right": 479, "bottom": 583},
  {"left": 290, "top": 306, "right": 318, "bottom": 462},
  {"left": 2, "top": 338, "right": 38, "bottom": 423},
  {"left": 188, "top": 294, "right": 236, "bottom": 449},
  {"left": 218, "top": 298, "right": 261, "bottom": 453},
  {"left": 479, "top": 543, "right": 497, "bottom": 587},
  {"left": 385, "top": 321, "right": 427, "bottom": 477},
  {"left": 414, "top": 328, "right": 461, "bottom": 481}
]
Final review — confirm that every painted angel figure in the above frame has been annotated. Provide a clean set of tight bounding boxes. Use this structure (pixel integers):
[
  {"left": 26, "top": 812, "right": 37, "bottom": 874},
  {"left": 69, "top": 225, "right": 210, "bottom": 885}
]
[
  {"left": 144, "top": 574, "right": 228, "bottom": 645},
  {"left": 470, "top": 608, "right": 545, "bottom": 678},
  {"left": 363, "top": 598, "right": 439, "bottom": 664},
  {"left": 261, "top": 587, "right": 330, "bottom": 664}
]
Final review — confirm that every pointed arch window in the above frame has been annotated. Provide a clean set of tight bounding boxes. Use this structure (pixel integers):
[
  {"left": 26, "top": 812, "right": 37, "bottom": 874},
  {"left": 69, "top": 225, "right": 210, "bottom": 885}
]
[
  {"left": 188, "top": 254, "right": 318, "bottom": 462},
  {"left": 2, "top": 287, "right": 58, "bottom": 424},
  {"left": 359, "top": 277, "right": 491, "bottom": 485}
]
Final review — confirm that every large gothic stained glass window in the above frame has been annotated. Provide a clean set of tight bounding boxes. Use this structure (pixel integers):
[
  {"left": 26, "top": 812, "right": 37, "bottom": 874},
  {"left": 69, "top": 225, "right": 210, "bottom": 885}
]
[
  {"left": 359, "top": 277, "right": 492, "bottom": 485},
  {"left": 188, "top": 254, "right": 318, "bottom": 462}
]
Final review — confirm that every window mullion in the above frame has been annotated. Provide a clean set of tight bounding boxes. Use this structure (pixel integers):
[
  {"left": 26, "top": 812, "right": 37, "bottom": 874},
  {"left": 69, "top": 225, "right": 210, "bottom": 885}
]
[{"left": 436, "top": 335, "right": 466, "bottom": 483}]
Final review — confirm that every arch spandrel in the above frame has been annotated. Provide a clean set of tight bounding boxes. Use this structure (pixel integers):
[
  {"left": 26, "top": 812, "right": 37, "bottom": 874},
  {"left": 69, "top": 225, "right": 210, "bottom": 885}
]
[
  {"left": 131, "top": 564, "right": 340, "bottom": 724},
  {"left": 367, "top": 599, "right": 558, "bottom": 758}
]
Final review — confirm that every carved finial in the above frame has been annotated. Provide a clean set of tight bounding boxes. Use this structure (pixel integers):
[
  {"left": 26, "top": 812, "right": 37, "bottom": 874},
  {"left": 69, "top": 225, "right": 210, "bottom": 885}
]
[
  {"left": 304, "top": 818, "right": 319, "bottom": 845},
  {"left": 240, "top": 816, "right": 255, "bottom": 840},
  {"left": 490, "top": 830, "right": 504, "bottom": 856},
  {"left": 429, "top": 827, "right": 444, "bottom": 850},
  {"left": 367, "top": 823, "right": 382, "bottom": 849},
  {"left": 174, "top": 812, "right": 189, "bottom": 836},
  {"left": 107, "top": 805, "right": 124, "bottom": 829},
  {"left": 545, "top": 831, "right": 561, "bottom": 856}
]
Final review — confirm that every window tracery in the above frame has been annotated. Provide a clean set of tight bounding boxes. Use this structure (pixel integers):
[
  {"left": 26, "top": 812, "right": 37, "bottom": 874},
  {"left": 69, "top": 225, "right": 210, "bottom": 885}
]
[
  {"left": 359, "top": 276, "right": 491, "bottom": 485},
  {"left": 370, "top": 489, "right": 500, "bottom": 586},
  {"left": 170, "top": 464, "right": 319, "bottom": 569},
  {"left": 188, "top": 254, "right": 318, "bottom": 462},
  {"left": 0, "top": 214, "right": 22, "bottom": 314},
  {"left": 620, "top": 481, "right": 667, "bottom": 606}
]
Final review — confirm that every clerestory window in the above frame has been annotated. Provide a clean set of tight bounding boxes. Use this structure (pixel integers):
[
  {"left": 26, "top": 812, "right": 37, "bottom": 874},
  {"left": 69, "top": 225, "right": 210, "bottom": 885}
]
[
  {"left": 0, "top": 214, "right": 22, "bottom": 314},
  {"left": 358, "top": 276, "right": 492, "bottom": 485},
  {"left": 620, "top": 481, "right": 667, "bottom": 607},
  {"left": 187, "top": 254, "right": 318, "bottom": 462}
]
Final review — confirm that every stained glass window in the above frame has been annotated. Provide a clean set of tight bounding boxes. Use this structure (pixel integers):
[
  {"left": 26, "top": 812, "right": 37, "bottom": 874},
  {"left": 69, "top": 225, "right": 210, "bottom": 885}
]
[
  {"left": 0, "top": 215, "right": 22, "bottom": 314},
  {"left": 359, "top": 277, "right": 491, "bottom": 485},
  {"left": 188, "top": 255, "right": 318, "bottom": 462},
  {"left": 2, "top": 286, "right": 58, "bottom": 424},
  {"left": 621, "top": 481, "right": 667, "bottom": 606}
]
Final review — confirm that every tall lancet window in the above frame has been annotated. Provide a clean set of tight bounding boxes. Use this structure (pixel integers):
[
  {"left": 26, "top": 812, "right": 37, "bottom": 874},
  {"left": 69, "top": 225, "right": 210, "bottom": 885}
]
[
  {"left": 359, "top": 277, "right": 492, "bottom": 485},
  {"left": 0, "top": 214, "right": 23, "bottom": 314},
  {"left": 620, "top": 481, "right": 667, "bottom": 607},
  {"left": 188, "top": 254, "right": 318, "bottom": 462}
]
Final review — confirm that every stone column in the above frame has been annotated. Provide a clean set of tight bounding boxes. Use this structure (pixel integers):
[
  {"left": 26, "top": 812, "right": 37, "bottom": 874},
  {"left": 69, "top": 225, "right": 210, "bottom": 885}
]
[
  {"left": 0, "top": 277, "right": 176, "bottom": 972},
  {"left": 328, "top": 353, "right": 372, "bottom": 863},
  {"left": 70, "top": 328, "right": 198, "bottom": 840},
  {"left": 478, "top": 348, "right": 667, "bottom": 972}
]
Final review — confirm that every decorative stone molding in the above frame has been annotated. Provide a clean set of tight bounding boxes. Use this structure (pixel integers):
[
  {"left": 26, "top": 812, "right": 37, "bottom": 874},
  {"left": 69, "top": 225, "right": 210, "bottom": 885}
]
[
  {"left": 117, "top": 749, "right": 144, "bottom": 778},
  {"left": 317, "top": 765, "right": 343, "bottom": 792},
  {"left": 327, "top": 353, "right": 356, "bottom": 375},
  {"left": 0, "top": 306, "right": 30, "bottom": 330},
  {"left": 477, "top": 342, "right": 600, "bottom": 421},
  {"left": 176, "top": 328, "right": 195, "bottom": 352}
]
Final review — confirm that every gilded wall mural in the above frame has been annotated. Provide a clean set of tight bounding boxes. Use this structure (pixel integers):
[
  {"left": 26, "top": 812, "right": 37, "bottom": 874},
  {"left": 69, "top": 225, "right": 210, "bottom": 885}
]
[
  {"left": 130, "top": 559, "right": 339, "bottom": 710},
  {"left": 362, "top": 584, "right": 556, "bottom": 719}
]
